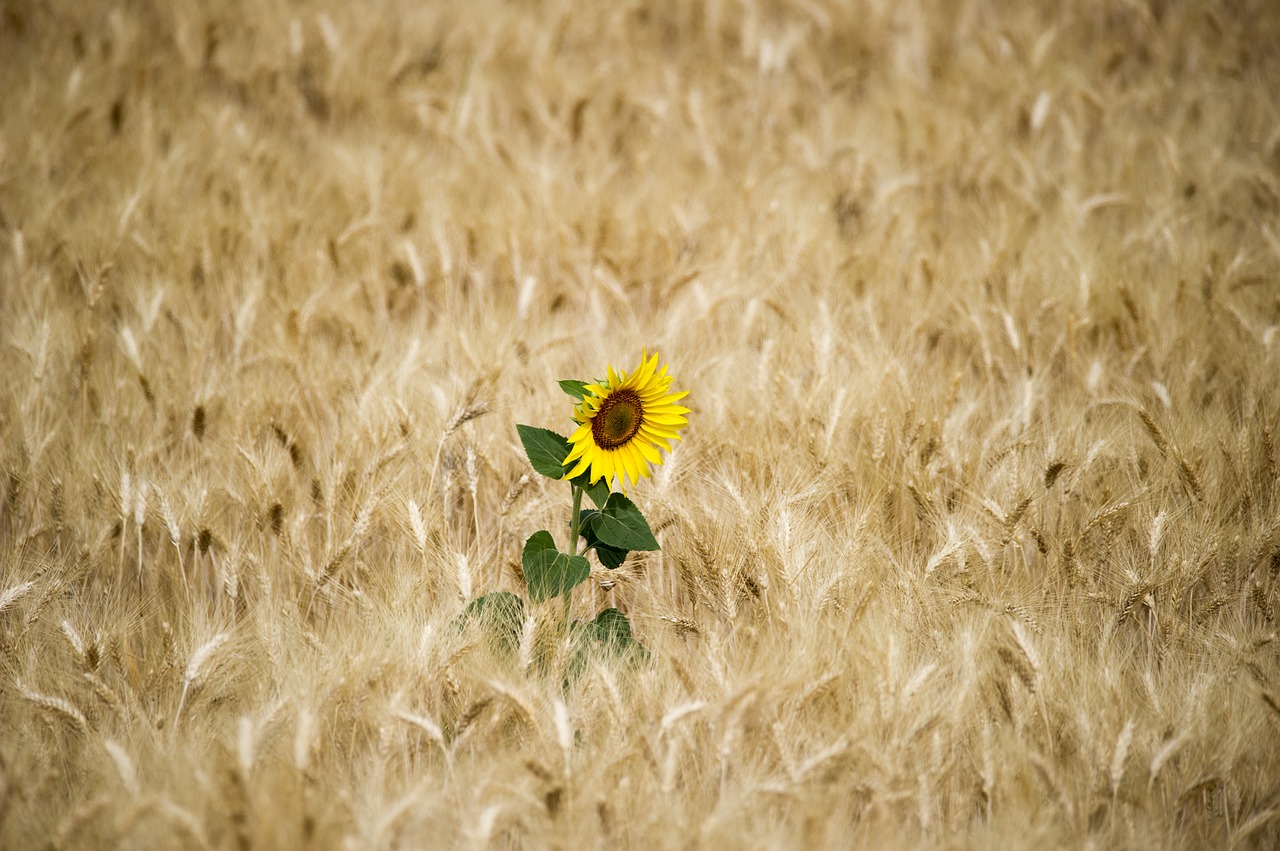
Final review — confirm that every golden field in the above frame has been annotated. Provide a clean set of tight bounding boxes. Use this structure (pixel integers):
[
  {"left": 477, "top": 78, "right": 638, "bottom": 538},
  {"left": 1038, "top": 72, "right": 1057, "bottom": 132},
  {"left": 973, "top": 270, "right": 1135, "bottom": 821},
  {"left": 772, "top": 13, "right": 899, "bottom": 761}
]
[{"left": 2, "top": 0, "right": 1279, "bottom": 847}]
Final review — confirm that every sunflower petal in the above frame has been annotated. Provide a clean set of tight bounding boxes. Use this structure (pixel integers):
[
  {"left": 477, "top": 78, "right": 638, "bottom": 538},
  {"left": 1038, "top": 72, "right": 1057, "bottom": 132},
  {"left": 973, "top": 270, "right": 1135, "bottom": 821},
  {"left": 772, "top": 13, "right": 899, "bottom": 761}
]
[
  {"left": 639, "top": 425, "right": 673, "bottom": 445},
  {"left": 636, "top": 440, "right": 662, "bottom": 464},
  {"left": 617, "top": 448, "right": 639, "bottom": 488},
  {"left": 635, "top": 352, "right": 657, "bottom": 387},
  {"left": 564, "top": 440, "right": 588, "bottom": 465},
  {"left": 630, "top": 444, "right": 652, "bottom": 478},
  {"left": 641, "top": 423, "right": 681, "bottom": 439},
  {"left": 565, "top": 454, "right": 591, "bottom": 480}
]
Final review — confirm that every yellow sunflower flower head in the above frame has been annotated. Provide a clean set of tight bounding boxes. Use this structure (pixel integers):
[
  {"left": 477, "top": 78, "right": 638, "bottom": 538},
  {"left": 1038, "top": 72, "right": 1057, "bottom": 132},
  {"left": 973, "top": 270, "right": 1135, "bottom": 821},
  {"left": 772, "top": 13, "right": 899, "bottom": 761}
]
[{"left": 563, "top": 351, "right": 689, "bottom": 490}]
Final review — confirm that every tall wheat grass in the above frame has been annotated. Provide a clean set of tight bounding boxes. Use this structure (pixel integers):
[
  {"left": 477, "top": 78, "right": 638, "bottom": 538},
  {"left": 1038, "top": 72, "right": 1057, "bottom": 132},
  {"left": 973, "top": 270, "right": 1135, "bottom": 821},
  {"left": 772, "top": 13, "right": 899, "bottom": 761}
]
[{"left": 2, "top": 0, "right": 1279, "bottom": 847}]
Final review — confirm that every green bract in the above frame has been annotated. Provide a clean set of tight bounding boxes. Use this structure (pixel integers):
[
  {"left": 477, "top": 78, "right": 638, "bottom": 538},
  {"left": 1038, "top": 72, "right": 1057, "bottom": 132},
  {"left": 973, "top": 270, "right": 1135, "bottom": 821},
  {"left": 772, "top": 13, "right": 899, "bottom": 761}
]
[{"left": 557, "top": 379, "right": 591, "bottom": 400}]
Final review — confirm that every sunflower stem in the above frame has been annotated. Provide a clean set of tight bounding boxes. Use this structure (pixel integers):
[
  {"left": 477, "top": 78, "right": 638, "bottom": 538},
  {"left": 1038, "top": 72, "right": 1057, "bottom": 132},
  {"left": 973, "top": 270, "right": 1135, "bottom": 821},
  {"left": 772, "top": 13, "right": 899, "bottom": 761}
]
[
  {"left": 564, "top": 482, "right": 584, "bottom": 630},
  {"left": 567, "top": 483, "right": 584, "bottom": 554}
]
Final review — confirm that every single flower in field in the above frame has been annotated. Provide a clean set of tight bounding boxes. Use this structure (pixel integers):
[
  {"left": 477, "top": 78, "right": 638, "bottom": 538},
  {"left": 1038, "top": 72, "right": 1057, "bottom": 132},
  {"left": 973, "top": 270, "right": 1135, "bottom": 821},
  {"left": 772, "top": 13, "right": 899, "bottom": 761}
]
[
  {"left": 481, "top": 353, "right": 680, "bottom": 663},
  {"left": 563, "top": 351, "right": 689, "bottom": 489}
]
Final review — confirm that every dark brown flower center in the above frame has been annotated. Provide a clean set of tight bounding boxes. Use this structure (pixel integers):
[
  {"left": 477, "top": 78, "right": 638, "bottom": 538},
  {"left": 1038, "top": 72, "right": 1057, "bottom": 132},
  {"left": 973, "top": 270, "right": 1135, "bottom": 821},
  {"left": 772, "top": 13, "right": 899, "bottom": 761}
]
[{"left": 592, "top": 389, "right": 644, "bottom": 449}]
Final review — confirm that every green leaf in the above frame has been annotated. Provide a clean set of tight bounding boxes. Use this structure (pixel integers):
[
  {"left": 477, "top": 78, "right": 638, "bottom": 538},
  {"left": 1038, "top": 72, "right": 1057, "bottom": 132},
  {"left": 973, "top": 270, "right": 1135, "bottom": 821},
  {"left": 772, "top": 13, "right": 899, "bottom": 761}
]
[
  {"left": 564, "top": 609, "right": 649, "bottom": 684},
  {"left": 570, "top": 472, "right": 610, "bottom": 508},
  {"left": 575, "top": 509, "right": 628, "bottom": 569},
  {"left": 588, "top": 493, "right": 660, "bottom": 551},
  {"left": 591, "top": 608, "right": 633, "bottom": 644},
  {"left": 593, "top": 541, "right": 628, "bottom": 569},
  {"left": 558, "top": 379, "right": 591, "bottom": 400},
  {"left": 517, "top": 425, "right": 570, "bottom": 479},
  {"left": 522, "top": 530, "right": 590, "bottom": 603},
  {"left": 590, "top": 608, "right": 650, "bottom": 663},
  {"left": 456, "top": 592, "right": 526, "bottom": 654},
  {"left": 564, "top": 619, "right": 595, "bottom": 684}
]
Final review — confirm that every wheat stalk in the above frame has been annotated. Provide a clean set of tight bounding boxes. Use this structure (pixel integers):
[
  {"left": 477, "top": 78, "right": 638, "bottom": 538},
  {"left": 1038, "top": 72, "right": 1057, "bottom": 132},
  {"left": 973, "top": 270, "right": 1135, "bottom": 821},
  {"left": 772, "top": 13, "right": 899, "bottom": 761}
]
[
  {"left": 103, "top": 740, "right": 141, "bottom": 797},
  {"left": 1, "top": 2, "right": 1276, "bottom": 846},
  {"left": 0, "top": 581, "right": 35, "bottom": 615},
  {"left": 1110, "top": 719, "right": 1135, "bottom": 795},
  {"left": 18, "top": 680, "right": 90, "bottom": 736},
  {"left": 407, "top": 498, "right": 427, "bottom": 556},
  {"left": 174, "top": 632, "right": 231, "bottom": 728}
]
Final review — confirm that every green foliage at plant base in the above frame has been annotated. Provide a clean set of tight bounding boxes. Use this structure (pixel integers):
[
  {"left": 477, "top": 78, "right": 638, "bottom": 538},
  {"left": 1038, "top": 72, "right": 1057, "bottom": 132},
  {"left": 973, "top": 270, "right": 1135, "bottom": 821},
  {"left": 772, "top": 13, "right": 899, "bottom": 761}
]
[
  {"left": 522, "top": 531, "right": 590, "bottom": 603},
  {"left": 456, "top": 592, "right": 526, "bottom": 653}
]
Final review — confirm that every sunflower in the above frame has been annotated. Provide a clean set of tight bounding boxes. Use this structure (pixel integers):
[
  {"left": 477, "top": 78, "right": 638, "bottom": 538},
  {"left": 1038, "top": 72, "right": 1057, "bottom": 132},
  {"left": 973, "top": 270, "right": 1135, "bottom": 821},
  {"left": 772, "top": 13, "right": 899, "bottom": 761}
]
[{"left": 563, "top": 352, "right": 689, "bottom": 489}]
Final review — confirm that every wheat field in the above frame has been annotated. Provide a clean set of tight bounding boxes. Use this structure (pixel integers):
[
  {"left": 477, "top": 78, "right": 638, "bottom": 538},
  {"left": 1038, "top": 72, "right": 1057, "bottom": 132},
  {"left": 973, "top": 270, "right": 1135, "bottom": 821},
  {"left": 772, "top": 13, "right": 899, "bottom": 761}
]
[{"left": 2, "top": 0, "right": 1279, "bottom": 848}]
